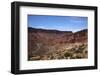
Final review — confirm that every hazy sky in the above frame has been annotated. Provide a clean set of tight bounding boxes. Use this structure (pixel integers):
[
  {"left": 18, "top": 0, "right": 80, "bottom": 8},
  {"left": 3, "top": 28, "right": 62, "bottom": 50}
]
[{"left": 28, "top": 15, "right": 88, "bottom": 32}]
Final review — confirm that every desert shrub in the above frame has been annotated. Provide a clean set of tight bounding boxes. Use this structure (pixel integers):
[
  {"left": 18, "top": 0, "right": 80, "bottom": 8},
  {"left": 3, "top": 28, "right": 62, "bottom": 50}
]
[
  {"left": 64, "top": 52, "right": 72, "bottom": 58},
  {"left": 75, "top": 53, "right": 83, "bottom": 59},
  {"left": 84, "top": 50, "right": 88, "bottom": 54},
  {"left": 58, "top": 56, "right": 65, "bottom": 59},
  {"left": 50, "top": 55, "right": 54, "bottom": 59}
]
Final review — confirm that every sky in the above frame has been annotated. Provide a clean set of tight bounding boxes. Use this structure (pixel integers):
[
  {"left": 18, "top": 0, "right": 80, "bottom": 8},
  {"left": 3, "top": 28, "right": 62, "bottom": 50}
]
[{"left": 28, "top": 15, "right": 88, "bottom": 32}]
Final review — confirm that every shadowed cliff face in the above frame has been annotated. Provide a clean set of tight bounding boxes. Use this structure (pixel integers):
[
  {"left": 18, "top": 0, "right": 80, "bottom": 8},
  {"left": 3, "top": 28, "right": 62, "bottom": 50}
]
[{"left": 28, "top": 27, "right": 88, "bottom": 60}]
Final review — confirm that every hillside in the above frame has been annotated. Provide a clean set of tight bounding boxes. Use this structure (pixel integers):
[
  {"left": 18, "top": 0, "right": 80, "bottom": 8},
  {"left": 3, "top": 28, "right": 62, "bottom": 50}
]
[{"left": 28, "top": 27, "right": 88, "bottom": 60}]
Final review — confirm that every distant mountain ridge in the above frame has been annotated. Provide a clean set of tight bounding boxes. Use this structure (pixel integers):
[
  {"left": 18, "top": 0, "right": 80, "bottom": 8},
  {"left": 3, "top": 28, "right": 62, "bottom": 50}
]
[
  {"left": 28, "top": 27, "right": 87, "bottom": 33},
  {"left": 28, "top": 27, "right": 73, "bottom": 34}
]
